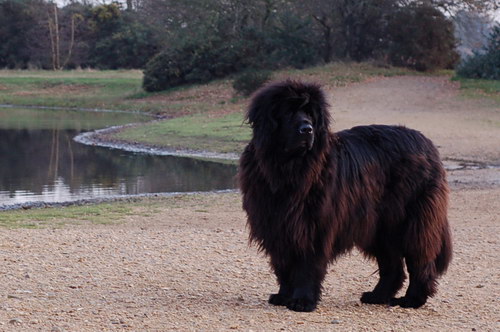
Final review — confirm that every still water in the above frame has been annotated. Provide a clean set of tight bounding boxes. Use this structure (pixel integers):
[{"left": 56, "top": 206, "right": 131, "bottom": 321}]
[{"left": 0, "top": 108, "right": 237, "bottom": 206}]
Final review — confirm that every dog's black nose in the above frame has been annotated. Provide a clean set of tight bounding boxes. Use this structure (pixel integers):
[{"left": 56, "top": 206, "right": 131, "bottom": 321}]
[{"left": 299, "top": 123, "right": 313, "bottom": 135}]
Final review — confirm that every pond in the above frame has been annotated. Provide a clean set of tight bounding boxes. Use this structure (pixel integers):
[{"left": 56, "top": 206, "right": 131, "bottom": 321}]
[{"left": 0, "top": 107, "right": 238, "bottom": 207}]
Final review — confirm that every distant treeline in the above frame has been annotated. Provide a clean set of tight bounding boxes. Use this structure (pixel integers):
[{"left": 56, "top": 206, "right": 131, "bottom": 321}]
[
  {"left": 0, "top": 0, "right": 497, "bottom": 90},
  {"left": 0, "top": 0, "right": 159, "bottom": 70}
]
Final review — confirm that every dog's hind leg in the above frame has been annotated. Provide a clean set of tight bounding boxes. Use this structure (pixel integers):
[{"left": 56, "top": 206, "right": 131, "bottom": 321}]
[
  {"left": 361, "top": 249, "right": 406, "bottom": 305},
  {"left": 390, "top": 183, "right": 449, "bottom": 308},
  {"left": 390, "top": 258, "right": 437, "bottom": 308}
]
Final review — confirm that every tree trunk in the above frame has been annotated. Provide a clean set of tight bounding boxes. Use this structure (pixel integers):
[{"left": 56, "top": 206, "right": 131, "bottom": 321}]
[
  {"left": 62, "top": 14, "right": 81, "bottom": 69},
  {"left": 323, "top": 26, "right": 333, "bottom": 63},
  {"left": 47, "top": 4, "right": 60, "bottom": 70}
]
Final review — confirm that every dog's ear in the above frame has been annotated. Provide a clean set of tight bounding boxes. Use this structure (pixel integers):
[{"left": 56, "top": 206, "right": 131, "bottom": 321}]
[{"left": 246, "top": 84, "right": 280, "bottom": 149}]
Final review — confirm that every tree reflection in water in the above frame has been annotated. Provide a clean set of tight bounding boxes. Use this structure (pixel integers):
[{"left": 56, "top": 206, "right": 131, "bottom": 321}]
[{"left": 0, "top": 113, "right": 237, "bottom": 205}]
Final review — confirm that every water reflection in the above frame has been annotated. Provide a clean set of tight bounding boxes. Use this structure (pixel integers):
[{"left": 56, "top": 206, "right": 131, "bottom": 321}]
[{"left": 0, "top": 109, "right": 237, "bottom": 206}]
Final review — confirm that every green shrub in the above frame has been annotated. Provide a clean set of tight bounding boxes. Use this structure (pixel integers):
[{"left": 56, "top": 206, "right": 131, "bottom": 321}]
[
  {"left": 456, "top": 25, "right": 500, "bottom": 80},
  {"left": 232, "top": 70, "right": 272, "bottom": 96},
  {"left": 142, "top": 15, "right": 322, "bottom": 92},
  {"left": 143, "top": 36, "right": 253, "bottom": 92}
]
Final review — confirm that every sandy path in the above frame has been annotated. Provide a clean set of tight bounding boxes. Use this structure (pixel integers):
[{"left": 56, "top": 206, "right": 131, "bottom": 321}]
[
  {"left": 330, "top": 76, "right": 500, "bottom": 164},
  {"left": 1, "top": 76, "right": 499, "bottom": 331}
]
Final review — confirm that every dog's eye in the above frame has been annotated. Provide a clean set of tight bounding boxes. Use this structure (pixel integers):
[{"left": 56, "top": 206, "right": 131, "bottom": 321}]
[
  {"left": 306, "top": 109, "right": 317, "bottom": 121},
  {"left": 304, "top": 107, "right": 315, "bottom": 117},
  {"left": 282, "top": 112, "right": 294, "bottom": 122}
]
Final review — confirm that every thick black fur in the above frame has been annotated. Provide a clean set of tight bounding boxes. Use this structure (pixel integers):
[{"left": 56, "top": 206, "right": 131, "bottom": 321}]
[{"left": 239, "top": 80, "right": 452, "bottom": 312}]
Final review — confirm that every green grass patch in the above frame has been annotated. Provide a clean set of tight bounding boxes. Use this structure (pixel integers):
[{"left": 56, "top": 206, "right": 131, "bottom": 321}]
[
  {"left": 452, "top": 76, "right": 500, "bottom": 103},
  {"left": 114, "top": 112, "right": 251, "bottom": 154},
  {"left": 0, "top": 202, "right": 135, "bottom": 229},
  {"left": 0, "top": 69, "right": 155, "bottom": 112},
  {"left": 0, "top": 69, "right": 143, "bottom": 79}
]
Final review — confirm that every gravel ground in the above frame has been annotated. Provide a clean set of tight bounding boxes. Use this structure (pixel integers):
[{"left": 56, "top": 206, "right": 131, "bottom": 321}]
[{"left": 1, "top": 76, "right": 499, "bottom": 331}]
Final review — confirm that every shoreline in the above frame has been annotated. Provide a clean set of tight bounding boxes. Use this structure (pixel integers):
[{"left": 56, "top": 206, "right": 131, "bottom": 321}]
[
  {"left": 0, "top": 189, "right": 238, "bottom": 211},
  {"left": 73, "top": 124, "right": 240, "bottom": 161},
  {"left": 1, "top": 105, "right": 240, "bottom": 210},
  {"left": 1, "top": 103, "right": 240, "bottom": 161},
  {"left": 0, "top": 103, "right": 151, "bottom": 115}
]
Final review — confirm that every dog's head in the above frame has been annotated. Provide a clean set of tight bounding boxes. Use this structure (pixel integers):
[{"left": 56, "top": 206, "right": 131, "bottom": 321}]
[{"left": 246, "top": 80, "right": 330, "bottom": 157}]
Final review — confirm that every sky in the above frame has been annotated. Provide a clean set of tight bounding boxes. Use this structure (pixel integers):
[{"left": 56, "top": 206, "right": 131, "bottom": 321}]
[{"left": 55, "top": 0, "right": 499, "bottom": 22}]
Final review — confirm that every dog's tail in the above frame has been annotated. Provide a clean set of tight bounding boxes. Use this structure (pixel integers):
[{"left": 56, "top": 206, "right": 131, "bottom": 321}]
[
  {"left": 403, "top": 178, "right": 452, "bottom": 275},
  {"left": 435, "top": 221, "right": 452, "bottom": 275}
]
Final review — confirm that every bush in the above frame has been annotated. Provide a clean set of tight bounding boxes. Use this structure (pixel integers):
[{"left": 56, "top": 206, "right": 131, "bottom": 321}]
[
  {"left": 90, "top": 21, "right": 159, "bottom": 69},
  {"left": 232, "top": 70, "right": 272, "bottom": 96},
  {"left": 456, "top": 25, "right": 500, "bottom": 80},
  {"left": 261, "top": 14, "right": 322, "bottom": 69},
  {"left": 143, "top": 36, "right": 252, "bottom": 92},
  {"left": 386, "top": 3, "right": 459, "bottom": 71},
  {"left": 142, "top": 16, "right": 322, "bottom": 92}
]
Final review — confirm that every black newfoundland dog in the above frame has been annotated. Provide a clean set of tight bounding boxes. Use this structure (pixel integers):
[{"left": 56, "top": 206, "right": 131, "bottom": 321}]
[{"left": 239, "top": 80, "right": 452, "bottom": 312}]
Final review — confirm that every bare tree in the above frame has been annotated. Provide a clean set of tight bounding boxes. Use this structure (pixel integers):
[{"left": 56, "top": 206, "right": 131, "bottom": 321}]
[
  {"left": 298, "top": 0, "right": 337, "bottom": 62},
  {"left": 61, "top": 13, "right": 83, "bottom": 68},
  {"left": 47, "top": 3, "right": 83, "bottom": 70},
  {"left": 300, "top": 0, "right": 395, "bottom": 61},
  {"left": 47, "top": 4, "right": 61, "bottom": 70}
]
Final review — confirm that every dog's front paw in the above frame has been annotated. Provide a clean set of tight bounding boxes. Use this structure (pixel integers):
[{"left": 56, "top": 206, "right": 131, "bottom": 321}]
[
  {"left": 360, "top": 291, "right": 390, "bottom": 305},
  {"left": 286, "top": 298, "right": 317, "bottom": 312},
  {"left": 268, "top": 293, "right": 289, "bottom": 306}
]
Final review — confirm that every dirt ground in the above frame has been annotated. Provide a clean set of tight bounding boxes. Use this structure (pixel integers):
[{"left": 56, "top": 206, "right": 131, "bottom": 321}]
[{"left": 1, "top": 76, "right": 499, "bottom": 331}]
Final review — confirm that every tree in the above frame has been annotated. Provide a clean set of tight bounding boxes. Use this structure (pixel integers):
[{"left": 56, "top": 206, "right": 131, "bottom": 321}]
[
  {"left": 456, "top": 24, "right": 500, "bottom": 79},
  {"left": 85, "top": 3, "right": 159, "bottom": 69},
  {"left": 298, "top": 0, "right": 339, "bottom": 62},
  {"left": 1, "top": 0, "right": 474, "bottom": 71},
  {"left": 454, "top": 10, "right": 494, "bottom": 58},
  {"left": 0, "top": 0, "right": 45, "bottom": 68},
  {"left": 301, "top": 0, "right": 396, "bottom": 61},
  {"left": 336, "top": 0, "right": 395, "bottom": 60},
  {"left": 141, "top": 0, "right": 321, "bottom": 92},
  {"left": 387, "top": 2, "right": 459, "bottom": 71},
  {"left": 47, "top": 4, "right": 84, "bottom": 70}
]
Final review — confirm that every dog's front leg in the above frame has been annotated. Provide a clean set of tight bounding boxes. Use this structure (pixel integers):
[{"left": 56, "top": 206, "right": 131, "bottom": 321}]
[{"left": 285, "top": 254, "right": 327, "bottom": 312}]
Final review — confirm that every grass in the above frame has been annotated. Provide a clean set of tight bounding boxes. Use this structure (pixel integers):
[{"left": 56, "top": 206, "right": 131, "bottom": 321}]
[
  {"left": 113, "top": 112, "right": 250, "bottom": 154},
  {"left": 0, "top": 194, "right": 232, "bottom": 229},
  {"left": 0, "top": 202, "right": 135, "bottom": 228},
  {"left": 0, "top": 69, "right": 151, "bottom": 112},
  {"left": 452, "top": 77, "right": 500, "bottom": 103}
]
